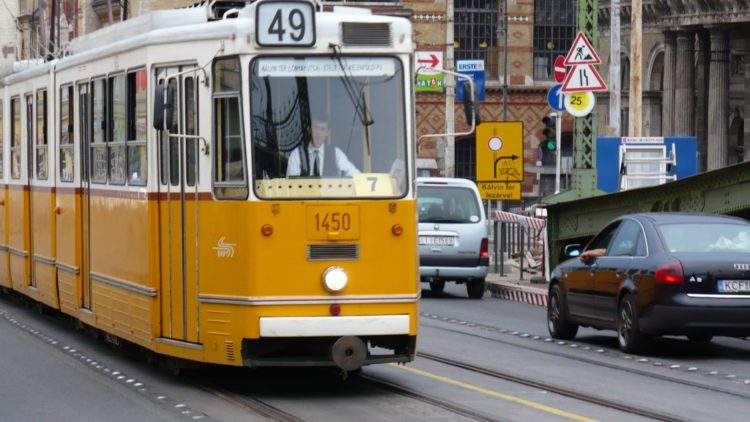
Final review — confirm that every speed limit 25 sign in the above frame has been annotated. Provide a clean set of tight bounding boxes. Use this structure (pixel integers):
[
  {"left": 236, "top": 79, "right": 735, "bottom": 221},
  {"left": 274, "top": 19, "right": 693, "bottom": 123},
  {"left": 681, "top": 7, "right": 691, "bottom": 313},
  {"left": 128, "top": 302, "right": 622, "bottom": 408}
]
[{"left": 256, "top": 0, "right": 316, "bottom": 46}]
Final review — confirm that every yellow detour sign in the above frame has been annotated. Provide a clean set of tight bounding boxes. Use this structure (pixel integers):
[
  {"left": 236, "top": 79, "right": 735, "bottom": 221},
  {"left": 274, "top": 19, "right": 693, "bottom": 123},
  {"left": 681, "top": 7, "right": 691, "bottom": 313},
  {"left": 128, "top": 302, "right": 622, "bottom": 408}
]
[
  {"left": 477, "top": 182, "right": 522, "bottom": 200},
  {"left": 476, "top": 121, "right": 523, "bottom": 200}
]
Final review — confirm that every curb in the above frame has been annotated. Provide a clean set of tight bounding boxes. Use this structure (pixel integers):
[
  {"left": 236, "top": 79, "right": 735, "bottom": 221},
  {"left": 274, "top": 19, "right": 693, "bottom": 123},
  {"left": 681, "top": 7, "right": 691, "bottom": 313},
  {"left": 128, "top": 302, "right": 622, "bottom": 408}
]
[{"left": 486, "top": 282, "right": 548, "bottom": 307}]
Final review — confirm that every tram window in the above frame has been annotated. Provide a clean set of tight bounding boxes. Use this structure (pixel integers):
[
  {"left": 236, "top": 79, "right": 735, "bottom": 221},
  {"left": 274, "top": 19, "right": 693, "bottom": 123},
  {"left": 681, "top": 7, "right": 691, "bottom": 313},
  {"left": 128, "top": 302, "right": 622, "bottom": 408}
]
[
  {"left": 185, "top": 76, "right": 198, "bottom": 187},
  {"left": 0, "top": 100, "right": 3, "bottom": 178},
  {"left": 10, "top": 97, "right": 21, "bottom": 179},
  {"left": 168, "top": 78, "right": 179, "bottom": 186},
  {"left": 248, "top": 56, "right": 408, "bottom": 198},
  {"left": 212, "top": 56, "right": 247, "bottom": 199},
  {"left": 26, "top": 95, "right": 33, "bottom": 179},
  {"left": 59, "top": 85, "right": 74, "bottom": 182},
  {"left": 214, "top": 57, "right": 241, "bottom": 91},
  {"left": 156, "top": 77, "right": 168, "bottom": 185},
  {"left": 36, "top": 89, "right": 48, "bottom": 180},
  {"left": 91, "top": 78, "right": 108, "bottom": 183},
  {"left": 108, "top": 74, "right": 127, "bottom": 184},
  {"left": 127, "top": 69, "right": 147, "bottom": 185}
]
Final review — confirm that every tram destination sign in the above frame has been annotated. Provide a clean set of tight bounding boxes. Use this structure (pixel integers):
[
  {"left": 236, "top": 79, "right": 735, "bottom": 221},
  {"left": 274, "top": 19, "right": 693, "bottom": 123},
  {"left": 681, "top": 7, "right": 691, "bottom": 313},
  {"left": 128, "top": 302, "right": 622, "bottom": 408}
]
[{"left": 256, "top": 1, "right": 316, "bottom": 47}]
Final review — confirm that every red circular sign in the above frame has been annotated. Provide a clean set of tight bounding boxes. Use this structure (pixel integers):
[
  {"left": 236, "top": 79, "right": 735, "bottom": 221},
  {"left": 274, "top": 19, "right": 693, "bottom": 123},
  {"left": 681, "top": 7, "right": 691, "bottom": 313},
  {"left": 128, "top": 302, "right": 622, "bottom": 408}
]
[{"left": 554, "top": 55, "right": 566, "bottom": 83}]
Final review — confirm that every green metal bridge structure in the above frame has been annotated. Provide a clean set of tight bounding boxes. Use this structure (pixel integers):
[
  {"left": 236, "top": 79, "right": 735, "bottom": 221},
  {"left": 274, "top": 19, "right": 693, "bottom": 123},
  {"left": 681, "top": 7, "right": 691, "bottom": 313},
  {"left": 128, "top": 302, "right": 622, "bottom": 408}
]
[{"left": 544, "top": 0, "right": 750, "bottom": 267}]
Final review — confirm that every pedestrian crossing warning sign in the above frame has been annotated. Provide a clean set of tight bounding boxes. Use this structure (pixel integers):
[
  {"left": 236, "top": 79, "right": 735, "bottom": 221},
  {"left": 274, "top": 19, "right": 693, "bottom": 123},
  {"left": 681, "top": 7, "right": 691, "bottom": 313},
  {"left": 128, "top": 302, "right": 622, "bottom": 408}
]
[{"left": 563, "top": 32, "right": 601, "bottom": 65}]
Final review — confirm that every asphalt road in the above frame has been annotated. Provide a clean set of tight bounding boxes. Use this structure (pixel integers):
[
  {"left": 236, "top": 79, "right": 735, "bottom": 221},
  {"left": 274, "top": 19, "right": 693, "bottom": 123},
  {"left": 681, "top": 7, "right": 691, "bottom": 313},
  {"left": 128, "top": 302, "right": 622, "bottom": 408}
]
[{"left": 2, "top": 285, "right": 750, "bottom": 422}]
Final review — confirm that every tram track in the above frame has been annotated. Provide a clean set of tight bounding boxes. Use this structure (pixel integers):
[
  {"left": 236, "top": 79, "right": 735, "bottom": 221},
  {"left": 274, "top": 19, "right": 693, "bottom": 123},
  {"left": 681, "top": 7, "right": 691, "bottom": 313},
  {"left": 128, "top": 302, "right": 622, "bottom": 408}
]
[
  {"left": 184, "top": 376, "right": 306, "bottom": 422},
  {"left": 417, "top": 351, "right": 684, "bottom": 422},
  {"left": 422, "top": 312, "right": 750, "bottom": 400},
  {"left": 357, "top": 373, "right": 506, "bottom": 422}
]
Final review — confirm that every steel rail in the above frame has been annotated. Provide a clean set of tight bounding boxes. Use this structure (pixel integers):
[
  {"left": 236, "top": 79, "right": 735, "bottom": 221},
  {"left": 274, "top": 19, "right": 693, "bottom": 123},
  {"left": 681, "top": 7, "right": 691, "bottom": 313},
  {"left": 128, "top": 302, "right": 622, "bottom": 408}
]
[
  {"left": 422, "top": 314, "right": 750, "bottom": 400},
  {"left": 419, "top": 351, "right": 685, "bottom": 422}
]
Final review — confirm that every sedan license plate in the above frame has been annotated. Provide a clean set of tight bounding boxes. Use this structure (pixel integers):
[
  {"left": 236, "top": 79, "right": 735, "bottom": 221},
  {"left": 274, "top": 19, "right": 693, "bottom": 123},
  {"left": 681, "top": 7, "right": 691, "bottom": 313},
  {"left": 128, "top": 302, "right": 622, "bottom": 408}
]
[
  {"left": 717, "top": 279, "right": 750, "bottom": 293},
  {"left": 419, "top": 235, "right": 455, "bottom": 246}
]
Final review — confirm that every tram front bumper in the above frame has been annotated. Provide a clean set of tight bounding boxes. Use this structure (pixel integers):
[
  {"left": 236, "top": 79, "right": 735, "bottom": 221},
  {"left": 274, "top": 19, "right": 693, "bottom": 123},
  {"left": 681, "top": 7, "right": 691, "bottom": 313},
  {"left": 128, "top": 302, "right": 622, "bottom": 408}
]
[{"left": 242, "top": 315, "right": 415, "bottom": 369}]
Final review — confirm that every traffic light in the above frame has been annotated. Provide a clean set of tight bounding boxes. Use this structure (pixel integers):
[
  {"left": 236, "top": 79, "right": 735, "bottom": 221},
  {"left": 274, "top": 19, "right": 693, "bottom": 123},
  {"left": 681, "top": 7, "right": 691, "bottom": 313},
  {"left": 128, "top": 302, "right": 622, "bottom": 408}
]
[{"left": 540, "top": 115, "right": 556, "bottom": 152}]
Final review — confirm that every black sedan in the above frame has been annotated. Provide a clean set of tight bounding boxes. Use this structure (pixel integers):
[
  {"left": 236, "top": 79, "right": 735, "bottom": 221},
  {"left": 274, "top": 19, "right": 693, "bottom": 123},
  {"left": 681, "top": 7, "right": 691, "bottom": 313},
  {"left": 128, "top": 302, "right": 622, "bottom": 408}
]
[{"left": 547, "top": 212, "right": 750, "bottom": 353}]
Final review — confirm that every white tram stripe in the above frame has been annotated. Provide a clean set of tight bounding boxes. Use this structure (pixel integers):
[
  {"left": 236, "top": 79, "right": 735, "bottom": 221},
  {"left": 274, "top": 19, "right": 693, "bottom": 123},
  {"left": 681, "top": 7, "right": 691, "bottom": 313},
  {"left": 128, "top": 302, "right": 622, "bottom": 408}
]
[{"left": 260, "top": 315, "right": 410, "bottom": 337}]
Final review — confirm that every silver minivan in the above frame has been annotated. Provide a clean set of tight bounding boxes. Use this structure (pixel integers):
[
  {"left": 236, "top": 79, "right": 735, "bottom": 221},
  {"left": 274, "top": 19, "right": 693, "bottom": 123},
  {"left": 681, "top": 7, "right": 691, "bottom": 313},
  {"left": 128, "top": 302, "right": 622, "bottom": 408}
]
[{"left": 417, "top": 177, "right": 489, "bottom": 299}]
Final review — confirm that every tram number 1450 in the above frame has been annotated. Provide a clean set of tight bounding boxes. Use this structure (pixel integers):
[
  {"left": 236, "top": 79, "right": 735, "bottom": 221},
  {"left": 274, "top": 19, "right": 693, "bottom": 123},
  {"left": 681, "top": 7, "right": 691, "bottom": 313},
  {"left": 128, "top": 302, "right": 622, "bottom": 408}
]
[
  {"left": 306, "top": 206, "right": 359, "bottom": 239},
  {"left": 315, "top": 212, "right": 352, "bottom": 232},
  {"left": 256, "top": 1, "right": 316, "bottom": 47}
]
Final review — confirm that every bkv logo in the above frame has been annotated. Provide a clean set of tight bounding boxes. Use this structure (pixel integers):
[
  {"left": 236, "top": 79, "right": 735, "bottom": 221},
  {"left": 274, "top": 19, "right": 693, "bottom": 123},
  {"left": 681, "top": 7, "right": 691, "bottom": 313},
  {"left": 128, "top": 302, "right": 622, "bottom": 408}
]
[{"left": 212, "top": 236, "right": 236, "bottom": 258}]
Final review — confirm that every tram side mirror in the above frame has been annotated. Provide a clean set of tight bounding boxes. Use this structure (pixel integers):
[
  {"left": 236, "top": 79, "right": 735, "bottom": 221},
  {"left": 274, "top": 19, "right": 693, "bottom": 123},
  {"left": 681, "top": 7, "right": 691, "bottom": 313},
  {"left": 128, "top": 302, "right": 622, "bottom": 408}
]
[
  {"left": 152, "top": 83, "right": 175, "bottom": 131},
  {"left": 461, "top": 83, "right": 481, "bottom": 126}
]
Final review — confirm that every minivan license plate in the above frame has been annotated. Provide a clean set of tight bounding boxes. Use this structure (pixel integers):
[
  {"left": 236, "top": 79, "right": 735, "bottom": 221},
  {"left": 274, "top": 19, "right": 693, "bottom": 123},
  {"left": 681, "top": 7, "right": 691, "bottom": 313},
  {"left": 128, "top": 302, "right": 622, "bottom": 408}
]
[
  {"left": 717, "top": 279, "right": 750, "bottom": 293},
  {"left": 419, "top": 236, "right": 455, "bottom": 246}
]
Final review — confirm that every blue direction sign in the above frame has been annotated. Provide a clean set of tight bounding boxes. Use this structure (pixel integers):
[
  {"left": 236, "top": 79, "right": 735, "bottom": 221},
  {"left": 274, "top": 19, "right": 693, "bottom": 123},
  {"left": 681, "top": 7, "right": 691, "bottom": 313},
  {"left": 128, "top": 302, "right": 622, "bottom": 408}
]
[
  {"left": 456, "top": 60, "right": 486, "bottom": 101},
  {"left": 547, "top": 84, "right": 566, "bottom": 112}
]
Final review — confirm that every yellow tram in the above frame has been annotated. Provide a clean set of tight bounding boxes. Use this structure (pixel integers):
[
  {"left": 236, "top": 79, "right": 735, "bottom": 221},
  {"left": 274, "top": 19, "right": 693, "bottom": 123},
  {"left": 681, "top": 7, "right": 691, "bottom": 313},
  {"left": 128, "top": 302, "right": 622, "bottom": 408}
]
[{"left": 0, "top": 0, "right": 418, "bottom": 372}]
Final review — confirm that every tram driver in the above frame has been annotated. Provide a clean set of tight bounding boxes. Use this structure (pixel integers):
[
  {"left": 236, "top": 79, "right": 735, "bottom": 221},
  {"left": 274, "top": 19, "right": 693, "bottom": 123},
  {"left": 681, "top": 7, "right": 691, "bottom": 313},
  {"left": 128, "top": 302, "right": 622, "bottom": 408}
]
[{"left": 286, "top": 112, "right": 360, "bottom": 178}]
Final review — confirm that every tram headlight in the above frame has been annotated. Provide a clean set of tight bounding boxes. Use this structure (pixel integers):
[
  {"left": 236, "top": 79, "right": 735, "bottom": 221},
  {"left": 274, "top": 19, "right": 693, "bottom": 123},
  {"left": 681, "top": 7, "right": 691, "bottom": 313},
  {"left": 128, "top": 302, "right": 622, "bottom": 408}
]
[{"left": 322, "top": 266, "right": 348, "bottom": 293}]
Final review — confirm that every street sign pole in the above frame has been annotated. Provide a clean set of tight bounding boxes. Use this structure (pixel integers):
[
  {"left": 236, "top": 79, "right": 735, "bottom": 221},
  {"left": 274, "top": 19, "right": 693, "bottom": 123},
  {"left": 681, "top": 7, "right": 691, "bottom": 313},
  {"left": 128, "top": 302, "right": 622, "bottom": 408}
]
[{"left": 555, "top": 111, "right": 562, "bottom": 193}]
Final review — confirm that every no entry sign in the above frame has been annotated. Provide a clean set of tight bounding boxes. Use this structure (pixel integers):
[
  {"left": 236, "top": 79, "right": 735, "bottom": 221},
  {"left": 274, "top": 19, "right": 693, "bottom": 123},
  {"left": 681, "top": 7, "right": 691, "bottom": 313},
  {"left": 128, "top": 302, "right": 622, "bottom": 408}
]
[{"left": 554, "top": 55, "right": 566, "bottom": 83}]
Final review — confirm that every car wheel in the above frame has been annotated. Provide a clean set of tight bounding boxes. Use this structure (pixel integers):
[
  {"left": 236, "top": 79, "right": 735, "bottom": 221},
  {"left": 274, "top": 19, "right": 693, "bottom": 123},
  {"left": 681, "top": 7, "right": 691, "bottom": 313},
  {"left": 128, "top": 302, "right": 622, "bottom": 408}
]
[
  {"left": 547, "top": 284, "right": 578, "bottom": 339},
  {"left": 687, "top": 333, "right": 713, "bottom": 343},
  {"left": 617, "top": 293, "right": 648, "bottom": 353},
  {"left": 466, "top": 279, "right": 486, "bottom": 299},
  {"left": 429, "top": 280, "right": 445, "bottom": 294}
]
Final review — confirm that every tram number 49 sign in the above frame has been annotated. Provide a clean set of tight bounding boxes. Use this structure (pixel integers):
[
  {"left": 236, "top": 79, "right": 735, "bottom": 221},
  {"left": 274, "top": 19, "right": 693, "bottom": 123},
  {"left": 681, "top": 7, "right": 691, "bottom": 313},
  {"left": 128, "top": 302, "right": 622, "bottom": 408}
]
[{"left": 256, "top": 1, "right": 316, "bottom": 46}]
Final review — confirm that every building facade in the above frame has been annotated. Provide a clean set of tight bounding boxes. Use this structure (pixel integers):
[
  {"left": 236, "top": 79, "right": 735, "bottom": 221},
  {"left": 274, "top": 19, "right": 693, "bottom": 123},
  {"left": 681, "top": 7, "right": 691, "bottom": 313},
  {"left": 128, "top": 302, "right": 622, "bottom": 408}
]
[{"left": 597, "top": 0, "right": 750, "bottom": 172}]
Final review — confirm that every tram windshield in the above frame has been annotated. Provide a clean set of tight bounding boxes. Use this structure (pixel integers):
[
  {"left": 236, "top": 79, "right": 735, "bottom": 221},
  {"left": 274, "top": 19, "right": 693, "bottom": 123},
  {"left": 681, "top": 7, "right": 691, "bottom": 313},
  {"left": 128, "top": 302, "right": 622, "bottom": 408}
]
[{"left": 250, "top": 56, "right": 407, "bottom": 199}]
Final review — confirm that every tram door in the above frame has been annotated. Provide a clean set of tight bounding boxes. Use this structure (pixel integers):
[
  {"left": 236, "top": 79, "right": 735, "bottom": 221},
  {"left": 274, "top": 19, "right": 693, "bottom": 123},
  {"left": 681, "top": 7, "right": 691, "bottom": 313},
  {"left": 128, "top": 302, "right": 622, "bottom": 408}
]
[
  {"left": 156, "top": 66, "right": 200, "bottom": 343},
  {"left": 78, "top": 83, "right": 92, "bottom": 309},
  {"left": 25, "top": 94, "right": 35, "bottom": 288}
]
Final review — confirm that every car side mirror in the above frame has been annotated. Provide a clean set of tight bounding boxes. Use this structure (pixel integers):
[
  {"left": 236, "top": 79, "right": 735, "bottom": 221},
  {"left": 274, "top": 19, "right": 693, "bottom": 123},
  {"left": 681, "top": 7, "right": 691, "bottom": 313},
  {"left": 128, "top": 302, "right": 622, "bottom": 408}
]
[{"left": 564, "top": 244, "right": 581, "bottom": 258}]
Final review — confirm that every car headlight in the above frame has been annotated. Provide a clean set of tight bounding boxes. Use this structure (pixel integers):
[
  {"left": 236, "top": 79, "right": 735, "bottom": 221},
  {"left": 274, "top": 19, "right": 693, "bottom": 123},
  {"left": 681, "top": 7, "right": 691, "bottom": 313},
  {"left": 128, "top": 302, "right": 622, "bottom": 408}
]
[{"left": 322, "top": 266, "right": 348, "bottom": 293}]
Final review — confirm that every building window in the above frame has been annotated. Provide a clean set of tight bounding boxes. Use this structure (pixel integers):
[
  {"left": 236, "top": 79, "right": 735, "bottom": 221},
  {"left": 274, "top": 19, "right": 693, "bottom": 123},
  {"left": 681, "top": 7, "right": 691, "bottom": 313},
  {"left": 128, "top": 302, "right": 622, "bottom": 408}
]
[
  {"left": 455, "top": 0, "right": 499, "bottom": 76},
  {"left": 533, "top": 0, "right": 577, "bottom": 80},
  {"left": 455, "top": 137, "right": 476, "bottom": 180}
]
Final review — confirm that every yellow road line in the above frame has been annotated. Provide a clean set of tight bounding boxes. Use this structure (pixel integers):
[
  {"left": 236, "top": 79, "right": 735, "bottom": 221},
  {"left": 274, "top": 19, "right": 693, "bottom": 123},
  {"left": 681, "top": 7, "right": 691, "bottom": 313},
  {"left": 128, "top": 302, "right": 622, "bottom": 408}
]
[{"left": 390, "top": 363, "right": 599, "bottom": 422}]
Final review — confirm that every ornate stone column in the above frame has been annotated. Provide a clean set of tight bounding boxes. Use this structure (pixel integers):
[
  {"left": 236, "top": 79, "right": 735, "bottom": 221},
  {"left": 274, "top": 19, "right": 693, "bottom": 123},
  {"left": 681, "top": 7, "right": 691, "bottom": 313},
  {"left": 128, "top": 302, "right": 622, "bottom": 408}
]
[
  {"left": 661, "top": 31, "right": 676, "bottom": 136},
  {"left": 707, "top": 28, "right": 729, "bottom": 171},
  {"left": 695, "top": 31, "right": 711, "bottom": 171},
  {"left": 674, "top": 31, "right": 695, "bottom": 136}
]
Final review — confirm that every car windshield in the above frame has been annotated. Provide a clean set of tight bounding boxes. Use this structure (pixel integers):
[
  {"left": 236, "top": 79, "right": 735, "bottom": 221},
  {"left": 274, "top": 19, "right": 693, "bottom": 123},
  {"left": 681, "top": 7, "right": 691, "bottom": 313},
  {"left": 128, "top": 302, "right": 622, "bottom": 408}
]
[
  {"left": 418, "top": 186, "right": 481, "bottom": 223},
  {"left": 249, "top": 56, "right": 407, "bottom": 199},
  {"left": 658, "top": 222, "right": 750, "bottom": 252}
]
